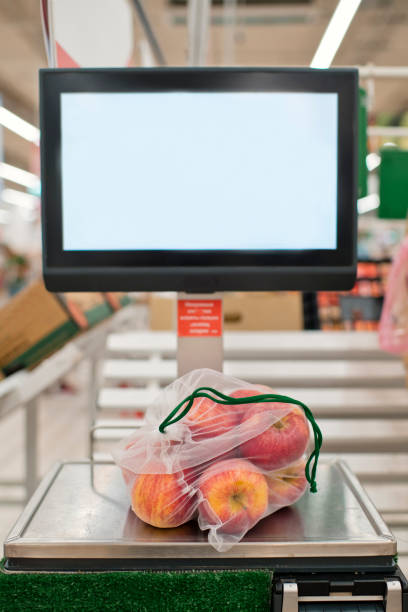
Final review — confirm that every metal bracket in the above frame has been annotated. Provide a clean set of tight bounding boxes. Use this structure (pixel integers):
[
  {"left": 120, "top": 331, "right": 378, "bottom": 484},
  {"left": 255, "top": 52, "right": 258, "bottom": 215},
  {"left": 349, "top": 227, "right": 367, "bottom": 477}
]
[
  {"left": 386, "top": 580, "right": 402, "bottom": 612},
  {"left": 282, "top": 583, "right": 298, "bottom": 612}
]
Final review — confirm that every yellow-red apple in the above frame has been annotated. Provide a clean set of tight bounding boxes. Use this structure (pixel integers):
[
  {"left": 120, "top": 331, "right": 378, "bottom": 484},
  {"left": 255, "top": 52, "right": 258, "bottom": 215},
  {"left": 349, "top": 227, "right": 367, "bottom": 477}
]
[
  {"left": 230, "top": 387, "right": 278, "bottom": 427},
  {"left": 182, "top": 448, "right": 238, "bottom": 487},
  {"left": 266, "top": 459, "right": 307, "bottom": 507},
  {"left": 230, "top": 386, "right": 274, "bottom": 400},
  {"left": 239, "top": 403, "right": 309, "bottom": 470},
  {"left": 185, "top": 396, "right": 238, "bottom": 440},
  {"left": 131, "top": 464, "right": 195, "bottom": 528},
  {"left": 198, "top": 458, "right": 268, "bottom": 534},
  {"left": 229, "top": 388, "right": 264, "bottom": 421},
  {"left": 120, "top": 434, "right": 181, "bottom": 487}
]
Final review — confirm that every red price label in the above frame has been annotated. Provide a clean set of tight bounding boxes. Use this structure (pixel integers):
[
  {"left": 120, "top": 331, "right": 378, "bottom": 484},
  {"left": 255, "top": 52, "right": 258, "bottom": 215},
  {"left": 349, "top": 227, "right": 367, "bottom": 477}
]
[{"left": 178, "top": 299, "right": 222, "bottom": 337}]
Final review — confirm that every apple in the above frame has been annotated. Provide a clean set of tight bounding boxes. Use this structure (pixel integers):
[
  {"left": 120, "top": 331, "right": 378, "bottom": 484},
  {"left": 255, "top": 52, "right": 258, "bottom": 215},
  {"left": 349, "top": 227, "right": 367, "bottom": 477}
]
[
  {"left": 239, "top": 403, "right": 309, "bottom": 471},
  {"left": 185, "top": 396, "right": 238, "bottom": 440},
  {"left": 119, "top": 434, "right": 180, "bottom": 488},
  {"left": 266, "top": 459, "right": 307, "bottom": 507},
  {"left": 229, "top": 388, "right": 262, "bottom": 419},
  {"left": 182, "top": 447, "right": 238, "bottom": 487},
  {"left": 230, "top": 386, "right": 274, "bottom": 399},
  {"left": 230, "top": 386, "right": 279, "bottom": 424},
  {"left": 131, "top": 465, "right": 196, "bottom": 528},
  {"left": 198, "top": 458, "right": 268, "bottom": 534}
]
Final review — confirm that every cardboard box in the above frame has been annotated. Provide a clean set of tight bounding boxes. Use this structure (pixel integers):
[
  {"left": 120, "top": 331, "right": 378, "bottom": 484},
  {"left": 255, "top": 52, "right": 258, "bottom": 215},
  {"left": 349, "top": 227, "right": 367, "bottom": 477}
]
[
  {"left": 0, "top": 281, "right": 79, "bottom": 376},
  {"left": 223, "top": 292, "right": 303, "bottom": 331},
  {"left": 149, "top": 294, "right": 176, "bottom": 331},
  {"left": 149, "top": 292, "right": 303, "bottom": 332}
]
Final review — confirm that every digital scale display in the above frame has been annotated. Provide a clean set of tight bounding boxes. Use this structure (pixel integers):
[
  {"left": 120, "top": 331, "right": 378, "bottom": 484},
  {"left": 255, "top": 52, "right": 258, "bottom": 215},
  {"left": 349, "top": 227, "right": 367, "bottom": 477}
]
[{"left": 60, "top": 91, "right": 338, "bottom": 252}]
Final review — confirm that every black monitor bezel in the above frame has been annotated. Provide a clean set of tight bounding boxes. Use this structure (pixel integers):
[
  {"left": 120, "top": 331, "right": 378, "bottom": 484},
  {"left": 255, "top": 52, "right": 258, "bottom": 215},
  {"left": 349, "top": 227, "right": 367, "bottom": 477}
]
[{"left": 40, "top": 67, "right": 357, "bottom": 291}]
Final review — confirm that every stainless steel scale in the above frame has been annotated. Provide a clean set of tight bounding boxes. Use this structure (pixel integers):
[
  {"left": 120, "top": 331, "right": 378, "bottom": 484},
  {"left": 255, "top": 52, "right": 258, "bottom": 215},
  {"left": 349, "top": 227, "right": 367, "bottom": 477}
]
[{"left": 4, "top": 458, "right": 407, "bottom": 610}]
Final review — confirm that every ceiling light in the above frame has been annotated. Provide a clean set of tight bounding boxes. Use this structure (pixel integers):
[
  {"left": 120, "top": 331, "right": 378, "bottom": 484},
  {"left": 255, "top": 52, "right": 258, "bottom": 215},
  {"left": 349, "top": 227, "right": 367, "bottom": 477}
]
[
  {"left": 310, "top": 0, "right": 362, "bottom": 69},
  {"left": 0, "top": 162, "right": 40, "bottom": 190},
  {"left": 1, "top": 188, "right": 38, "bottom": 210},
  {"left": 0, "top": 107, "right": 40, "bottom": 144},
  {"left": 358, "top": 193, "right": 380, "bottom": 215}
]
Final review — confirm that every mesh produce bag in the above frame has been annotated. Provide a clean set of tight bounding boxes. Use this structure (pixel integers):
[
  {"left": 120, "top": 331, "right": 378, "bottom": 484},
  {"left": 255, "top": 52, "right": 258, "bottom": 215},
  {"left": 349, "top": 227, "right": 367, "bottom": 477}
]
[
  {"left": 113, "top": 368, "right": 322, "bottom": 552},
  {"left": 379, "top": 236, "right": 408, "bottom": 354}
]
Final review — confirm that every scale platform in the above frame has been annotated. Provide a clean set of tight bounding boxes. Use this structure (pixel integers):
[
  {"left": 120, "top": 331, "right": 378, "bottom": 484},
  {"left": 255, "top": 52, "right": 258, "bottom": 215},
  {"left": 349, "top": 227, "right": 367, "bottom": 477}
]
[{"left": 4, "top": 458, "right": 398, "bottom": 573}]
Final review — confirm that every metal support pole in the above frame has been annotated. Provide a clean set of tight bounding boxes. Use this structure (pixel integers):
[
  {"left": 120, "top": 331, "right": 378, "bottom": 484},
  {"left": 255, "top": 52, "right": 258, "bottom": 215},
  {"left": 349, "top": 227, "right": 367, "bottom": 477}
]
[
  {"left": 188, "top": 0, "right": 211, "bottom": 66},
  {"left": 25, "top": 398, "right": 38, "bottom": 501},
  {"left": 177, "top": 293, "right": 224, "bottom": 377},
  {"left": 368, "top": 126, "right": 408, "bottom": 138},
  {"left": 88, "top": 356, "right": 99, "bottom": 461},
  {"left": 358, "top": 65, "right": 408, "bottom": 79},
  {"left": 132, "top": 0, "right": 166, "bottom": 66},
  {"left": 223, "top": 0, "right": 237, "bottom": 66}
]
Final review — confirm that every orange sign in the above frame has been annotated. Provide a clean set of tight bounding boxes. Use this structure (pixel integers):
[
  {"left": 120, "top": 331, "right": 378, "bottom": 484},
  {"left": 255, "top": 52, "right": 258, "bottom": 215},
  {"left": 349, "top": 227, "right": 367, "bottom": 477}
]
[{"left": 178, "top": 299, "right": 222, "bottom": 337}]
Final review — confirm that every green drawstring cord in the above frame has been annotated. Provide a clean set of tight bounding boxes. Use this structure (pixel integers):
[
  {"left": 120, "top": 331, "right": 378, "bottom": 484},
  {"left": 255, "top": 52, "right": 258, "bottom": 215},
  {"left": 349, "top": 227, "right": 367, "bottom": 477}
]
[{"left": 158, "top": 386, "right": 323, "bottom": 494}]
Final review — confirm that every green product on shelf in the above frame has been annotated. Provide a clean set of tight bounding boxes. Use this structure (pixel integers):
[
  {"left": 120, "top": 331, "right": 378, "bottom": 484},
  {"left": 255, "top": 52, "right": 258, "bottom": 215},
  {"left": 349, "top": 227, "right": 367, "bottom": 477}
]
[
  {"left": 379, "top": 148, "right": 408, "bottom": 219},
  {"left": 358, "top": 87, "right": 368, "bottom": 199}
]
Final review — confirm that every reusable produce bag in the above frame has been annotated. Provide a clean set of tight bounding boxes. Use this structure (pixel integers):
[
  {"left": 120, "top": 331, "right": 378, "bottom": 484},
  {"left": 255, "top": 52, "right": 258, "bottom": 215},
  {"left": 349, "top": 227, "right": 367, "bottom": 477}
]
[{"left": 113, "top": 368, "right": 322, "bottom": 552}]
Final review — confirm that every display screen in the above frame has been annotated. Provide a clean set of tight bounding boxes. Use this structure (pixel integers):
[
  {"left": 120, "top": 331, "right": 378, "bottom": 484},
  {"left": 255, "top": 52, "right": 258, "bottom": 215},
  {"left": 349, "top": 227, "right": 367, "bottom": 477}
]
[{"left": 60, "top": 91, "right": 338, "bottom": 252}]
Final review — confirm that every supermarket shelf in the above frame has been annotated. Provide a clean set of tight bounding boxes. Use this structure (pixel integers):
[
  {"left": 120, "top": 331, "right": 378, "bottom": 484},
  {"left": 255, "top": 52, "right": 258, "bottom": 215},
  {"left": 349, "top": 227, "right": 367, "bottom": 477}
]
[
  {"left": 98, "top": 386, "right": 408, "bottom": 418},
  {"left": 107, "top": 330, "right": 390, "bottom": 360},
  {"left": 102, "top": 358, "right": 406, "bottom": 388},
  {"left": 319, "top": 418, "right": 408, "bottom": 453}
]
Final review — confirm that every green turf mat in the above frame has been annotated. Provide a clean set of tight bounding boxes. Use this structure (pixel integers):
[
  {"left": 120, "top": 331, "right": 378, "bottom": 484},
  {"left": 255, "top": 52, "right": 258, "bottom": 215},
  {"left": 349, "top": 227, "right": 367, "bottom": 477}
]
[{"left": 0, "top": 565, "right": 272, "bottom": 612}]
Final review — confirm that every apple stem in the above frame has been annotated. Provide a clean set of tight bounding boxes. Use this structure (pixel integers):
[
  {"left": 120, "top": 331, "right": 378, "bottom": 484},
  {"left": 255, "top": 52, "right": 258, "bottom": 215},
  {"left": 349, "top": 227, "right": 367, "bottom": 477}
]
[{"left": 158, "top": 386, "right": 323, "bottom": 494}]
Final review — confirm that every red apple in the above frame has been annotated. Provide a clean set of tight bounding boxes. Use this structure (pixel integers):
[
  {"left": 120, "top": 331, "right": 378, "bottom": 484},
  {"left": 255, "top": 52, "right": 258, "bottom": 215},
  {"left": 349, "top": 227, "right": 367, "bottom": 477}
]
[
  {"left": 182, "top": 447, "right": 238, "bottom": 487},
  {"left": 230, "top": 386, "right": 274, "bottom": 399},
  {"left": 131, "top": 463, "right": 195, "bottom": 528},
  {"left": 266, "top": 459, "right": 307, "bottom": 507},
  {"left": 239, "top": 403, "right": 309, "bottom": 471},
  {"left": 230, "top": 387, "right": 279, "bottom": 423},
  {"left": 185, "top": 396, "right": 238, "bottom": 440},
  {"left": 198, "top": 458, "right": 268, "bottom": 534}
]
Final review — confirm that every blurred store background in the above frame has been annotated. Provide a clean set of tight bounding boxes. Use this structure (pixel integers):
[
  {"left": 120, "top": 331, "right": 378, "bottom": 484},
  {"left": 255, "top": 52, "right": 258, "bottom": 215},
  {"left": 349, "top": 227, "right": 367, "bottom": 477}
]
[{"left": 2, "top": 0, "right": 408, "bottom": 327}]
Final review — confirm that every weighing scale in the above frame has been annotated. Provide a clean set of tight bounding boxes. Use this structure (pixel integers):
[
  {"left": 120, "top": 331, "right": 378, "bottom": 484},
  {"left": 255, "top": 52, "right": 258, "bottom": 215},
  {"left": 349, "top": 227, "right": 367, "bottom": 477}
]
[
  {"left": 3, "top": 67, "right": 407, "bottom": 610},
  {"left": 4, "top": 460, "right": 407, "bottom": 609}
]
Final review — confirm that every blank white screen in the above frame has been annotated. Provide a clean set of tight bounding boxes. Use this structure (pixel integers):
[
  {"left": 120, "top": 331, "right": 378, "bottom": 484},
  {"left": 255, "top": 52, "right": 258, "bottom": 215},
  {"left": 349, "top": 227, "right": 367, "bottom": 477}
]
[{"left": 61, "top": 91, "right": 338, "bottom": 251}]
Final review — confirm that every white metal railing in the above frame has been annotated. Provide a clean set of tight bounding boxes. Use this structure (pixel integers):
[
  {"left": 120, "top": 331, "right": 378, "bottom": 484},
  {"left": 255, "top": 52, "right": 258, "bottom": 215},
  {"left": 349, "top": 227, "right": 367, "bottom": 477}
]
[{"left": 0, "top": 306, "right": 137, "bottom": 502}]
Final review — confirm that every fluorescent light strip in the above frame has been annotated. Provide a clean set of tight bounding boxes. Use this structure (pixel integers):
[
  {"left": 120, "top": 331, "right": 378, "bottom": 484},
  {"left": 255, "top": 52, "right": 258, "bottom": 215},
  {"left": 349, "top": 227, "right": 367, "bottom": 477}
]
[
  {"left": 0, "top": 106, "right": 40, "bottom": 144},
  {"left": 1, "top": 188, "right": 38, "bottom": 210},
  {"left": 366, "top": 153, "right": 381, "bottom": 172},
  {"left": 310, "top": 0, "right": 362, "bottom": 69},
  {"left": 358, "top": 194, "right": 380, "bottom": 215},
  {"left": 0, "top": 162, "right": 40, "bottom": 190}
]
